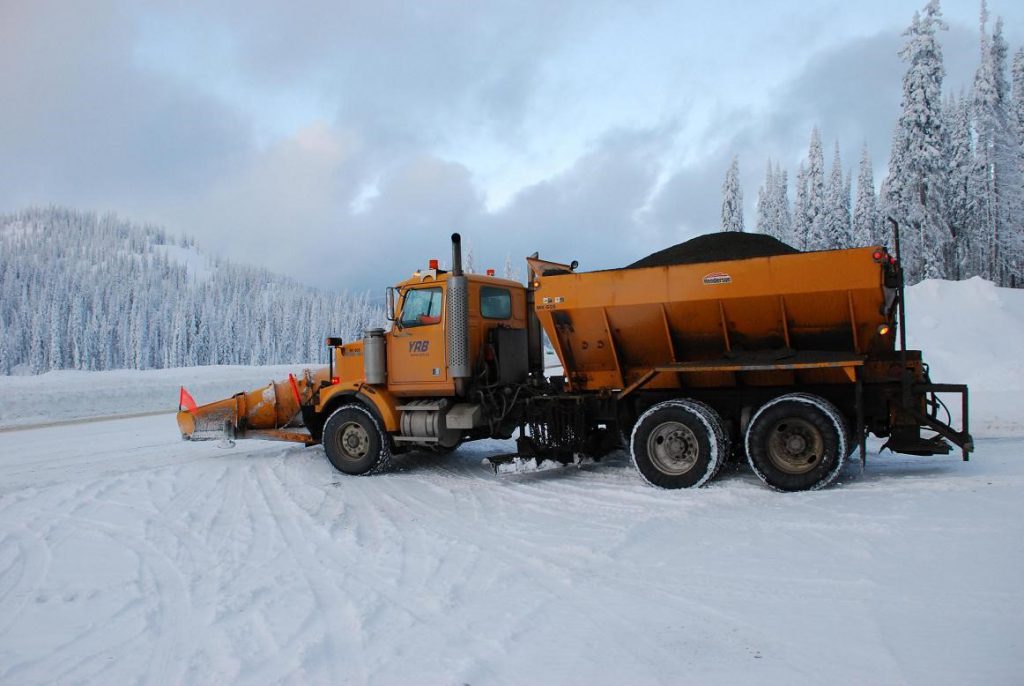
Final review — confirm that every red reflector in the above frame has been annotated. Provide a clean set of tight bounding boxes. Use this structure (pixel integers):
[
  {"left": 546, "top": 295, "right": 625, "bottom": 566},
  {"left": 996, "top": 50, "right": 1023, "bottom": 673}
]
[
  {"left": 872, "top": 250, "right": 883, "bottom": 261},
  {"left": 486, "top": 268, "right": 495, "bottom": 276},
  {"left": 288, "top": 373, "right": 302, "bottom": 405},
  {"left": 429, "top": 259, "right": 439, "bottom": 270},
  {"left": 331, "top": 377, "right": 340, "bottom": 385},
  {"left": 179, "top": 386, "right": 197, "bottom": 413}
]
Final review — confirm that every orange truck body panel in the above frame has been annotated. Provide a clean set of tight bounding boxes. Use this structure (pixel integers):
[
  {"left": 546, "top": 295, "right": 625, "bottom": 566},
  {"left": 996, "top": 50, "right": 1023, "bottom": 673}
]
[
  {"left": 382, "top": 271, "right": 526, "bottom": 396},
  {"left": 532, "top": 246, "right": 894, "bottom": 393}
]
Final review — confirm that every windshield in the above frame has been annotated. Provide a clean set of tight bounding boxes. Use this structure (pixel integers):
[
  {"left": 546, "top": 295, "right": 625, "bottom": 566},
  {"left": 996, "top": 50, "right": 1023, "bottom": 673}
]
[{"left": 399, "top": 287, "right": 442, "bottom": 327}]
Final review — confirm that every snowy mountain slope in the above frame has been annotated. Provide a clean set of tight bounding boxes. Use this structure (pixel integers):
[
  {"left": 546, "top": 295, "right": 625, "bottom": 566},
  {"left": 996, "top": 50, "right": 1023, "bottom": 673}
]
[{"left": 0, "top": 207, "right": 383, "bottom": 375}]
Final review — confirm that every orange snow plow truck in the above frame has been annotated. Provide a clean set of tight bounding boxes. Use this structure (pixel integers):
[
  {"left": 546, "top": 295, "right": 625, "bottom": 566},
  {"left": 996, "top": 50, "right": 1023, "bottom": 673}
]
[{"left": 177, "top": 227, "right": 973, "bottom": 491}]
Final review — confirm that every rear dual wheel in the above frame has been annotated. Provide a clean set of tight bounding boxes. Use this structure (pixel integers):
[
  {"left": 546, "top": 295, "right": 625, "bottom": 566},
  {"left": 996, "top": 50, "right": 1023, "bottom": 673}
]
[
  {"left": 630, "top": 400, "right": 728, "bottom": 489},
  {"left": 744, "top": 393, "right": 848, "bottom": 492}
]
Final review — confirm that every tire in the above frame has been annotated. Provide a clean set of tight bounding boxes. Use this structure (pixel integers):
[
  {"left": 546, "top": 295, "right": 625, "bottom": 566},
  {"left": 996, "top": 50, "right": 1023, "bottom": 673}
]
[
  {"left": 630, "top": 399, "right": 723, "bottom": 489},
  {"left": 744, "top": 393, "right": 848, "bottom": 492},
  {"left": 322, "top": 404, "right": 393, "bottom": 475},
  {"left": 686, "top": 399, "right": 731, "bottom": 479}
]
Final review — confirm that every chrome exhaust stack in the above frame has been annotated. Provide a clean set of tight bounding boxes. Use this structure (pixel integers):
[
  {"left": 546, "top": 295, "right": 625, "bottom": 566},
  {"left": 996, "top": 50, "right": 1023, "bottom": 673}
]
[{"left": 447, "top": 233, "right": 471, "bottom": 395}]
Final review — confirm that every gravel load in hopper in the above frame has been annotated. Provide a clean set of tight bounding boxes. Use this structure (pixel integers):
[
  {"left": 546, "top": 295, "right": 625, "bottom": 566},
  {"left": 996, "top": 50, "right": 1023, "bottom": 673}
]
[{"left": 627, "top": 232, "right": 800, "bottom": 269}]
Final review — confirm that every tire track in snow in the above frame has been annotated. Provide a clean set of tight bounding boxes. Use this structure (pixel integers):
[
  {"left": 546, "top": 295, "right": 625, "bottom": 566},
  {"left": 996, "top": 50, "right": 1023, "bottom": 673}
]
[
  {"left": 366, "top": 452, "right": 789, "bottom": 674},
  {"left": 0, "top": 524, "right": 51, "bottom": 639},
  {"left": 0, "top": 502, "right": 192, "bottom": 686},
  {"left": 243, "top": 465, "right": 371, "bottom": 685}
]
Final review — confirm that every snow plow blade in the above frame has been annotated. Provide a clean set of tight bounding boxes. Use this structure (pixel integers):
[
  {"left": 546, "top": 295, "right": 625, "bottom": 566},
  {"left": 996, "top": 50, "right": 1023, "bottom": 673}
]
[{"left": 176, "top": 368, "right": 329, "bottom": 445}]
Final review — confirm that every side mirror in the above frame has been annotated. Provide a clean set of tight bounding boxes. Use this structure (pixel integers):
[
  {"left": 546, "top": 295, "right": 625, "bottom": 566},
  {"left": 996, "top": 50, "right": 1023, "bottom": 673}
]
[{"left": 386, "top": 287, "right": 396, "bottom": 321}]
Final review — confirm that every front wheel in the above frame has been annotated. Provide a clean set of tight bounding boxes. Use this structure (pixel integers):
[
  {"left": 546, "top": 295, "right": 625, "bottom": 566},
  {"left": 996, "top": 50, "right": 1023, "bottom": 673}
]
[
  {"left": 322, "top": 404, "right": 393, "bottom": 475},
  {"left": 744, "top": 393, "right": 848, "bottom": 492},
  {"left": 630, "top": 400, "right": 725, "bottom": 489}
]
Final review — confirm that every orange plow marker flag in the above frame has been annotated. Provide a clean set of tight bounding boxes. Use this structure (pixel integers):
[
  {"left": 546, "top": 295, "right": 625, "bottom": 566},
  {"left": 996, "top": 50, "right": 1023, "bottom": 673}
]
[{"left": 179, "top": 386, "right": 198, "bottom": 413}]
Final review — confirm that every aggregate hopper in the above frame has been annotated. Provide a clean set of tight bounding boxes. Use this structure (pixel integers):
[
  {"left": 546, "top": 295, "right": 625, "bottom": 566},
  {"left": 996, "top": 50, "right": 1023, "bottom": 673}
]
[{"left": 531, "top": 244, "right": 896, "bottom": 395}]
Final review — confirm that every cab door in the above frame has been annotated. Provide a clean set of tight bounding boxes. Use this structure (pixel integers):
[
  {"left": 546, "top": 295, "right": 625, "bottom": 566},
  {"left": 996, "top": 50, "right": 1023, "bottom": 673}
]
[{"left": 387, "top": 285, "right": 452, "bottom": 394}]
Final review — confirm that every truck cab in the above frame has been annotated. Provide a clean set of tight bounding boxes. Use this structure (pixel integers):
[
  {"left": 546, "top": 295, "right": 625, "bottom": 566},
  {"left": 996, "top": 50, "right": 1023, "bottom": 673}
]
[
  {"left": 311, "top": 237, "right": 534, "bottom": 467},
  {"left": 384, "top": 269, "right": 527, "bottom": 395}
]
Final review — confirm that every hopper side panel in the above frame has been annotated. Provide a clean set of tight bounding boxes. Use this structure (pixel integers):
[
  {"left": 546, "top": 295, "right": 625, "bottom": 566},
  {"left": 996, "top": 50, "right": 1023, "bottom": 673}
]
[{"left": 604, "top": 305, "right": 675, "bottom": 376}]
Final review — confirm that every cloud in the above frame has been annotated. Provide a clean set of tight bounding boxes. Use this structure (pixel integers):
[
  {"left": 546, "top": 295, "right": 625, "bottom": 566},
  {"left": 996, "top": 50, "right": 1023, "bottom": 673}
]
[
  {"left": 3, "top": 0, "right": 1023, "bottom": 296},
  {"left": 0, "top": 1, "right": 249, "bottom": 211},
  {"left": 480, "top": 126, "right": 671, "bottom": 272}
]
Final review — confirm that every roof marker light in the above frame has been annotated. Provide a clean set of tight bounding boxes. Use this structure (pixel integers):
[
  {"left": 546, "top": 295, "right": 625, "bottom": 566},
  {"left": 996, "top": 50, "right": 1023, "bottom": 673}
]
[
  {"left": 429, "top": 259, "right": 439, "bottom": 270},
  {"left": 486, "top": 268, "right": 495, "bottom": 276}
]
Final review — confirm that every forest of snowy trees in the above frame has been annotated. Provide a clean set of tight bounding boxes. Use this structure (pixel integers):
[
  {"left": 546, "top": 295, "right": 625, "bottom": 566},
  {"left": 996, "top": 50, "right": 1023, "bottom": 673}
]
[
  {"left": 726, "top": 0, "right": 1024, "bottom": 288},
  {"left": 0, "top": 208, "right": 384, "bottom": 374}
]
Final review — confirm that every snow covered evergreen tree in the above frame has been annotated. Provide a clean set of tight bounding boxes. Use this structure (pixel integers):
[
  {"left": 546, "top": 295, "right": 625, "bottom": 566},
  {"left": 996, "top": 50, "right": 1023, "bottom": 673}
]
[
  {"left": 882, "top": 0, "right": 951, "bottom": 283},
  {"left": 1013, "top": 48, "right": 1024, "bottom": 147},
  {"left": 946, "top": 93, "right": 973, "bottom": 278},
  {"left": 852, "top": 143, "right": 878, "bottom": 247},
  {"left": 793, "top": 162, "right": 809, "bottom": 250},
  {"left": 721, "top": 156, "right": 745, "bottom": 232},
  {"left": 756, "top": 160, "right": 776, "bottom": 238},
  {"left": 773, "top": 165, "right": 793, "bottom": 245},
  {"left": 755, "top": 160, "right": 792, "bottom": 243},
  {"left": 823, "top": 142, "right": 852, "bottom": 248},
  {"left": 502, "top": 253, "right": 521, "bottom": 282},
  {"left": 969, "top": 8, "right": 1024, "bottom": 286},
  {"left": 803, "top": 128, "right": 828, "bottom": 250}
]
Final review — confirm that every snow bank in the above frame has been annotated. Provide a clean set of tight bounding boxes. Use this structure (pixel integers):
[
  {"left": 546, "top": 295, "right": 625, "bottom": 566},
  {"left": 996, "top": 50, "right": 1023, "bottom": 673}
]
[
  {"left": 906, "top": 277, "right": 1024, "bottom": 437},
  {"left": 0, "top": 365, "right": 313, "bottom": 429}
]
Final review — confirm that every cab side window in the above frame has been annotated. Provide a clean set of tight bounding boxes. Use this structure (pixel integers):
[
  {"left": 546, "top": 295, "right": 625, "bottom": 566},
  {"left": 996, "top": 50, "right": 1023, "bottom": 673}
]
[
  {"left": 480, "top": 287, "right": 511, "bottom": 320},
  {"left": 400, "top": 287, "right": 443, "bottom": 327}
]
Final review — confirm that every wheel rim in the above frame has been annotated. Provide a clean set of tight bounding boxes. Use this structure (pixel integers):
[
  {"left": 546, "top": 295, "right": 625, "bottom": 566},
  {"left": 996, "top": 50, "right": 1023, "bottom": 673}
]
[
  {"left": 646, "top": 421, "right": 700, "bottom": 475},
  {"left": 338, "top": 421, "right": 370, "bottom": 460},
  {"left": 766, "top": 417, "right": 824, "bottom": 475}
]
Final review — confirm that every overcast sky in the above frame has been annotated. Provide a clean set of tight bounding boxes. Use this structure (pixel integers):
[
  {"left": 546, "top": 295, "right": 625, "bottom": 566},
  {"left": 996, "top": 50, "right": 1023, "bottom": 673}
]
[{"left": 2, "top": 1, "right": 1023, "bottom": 291}]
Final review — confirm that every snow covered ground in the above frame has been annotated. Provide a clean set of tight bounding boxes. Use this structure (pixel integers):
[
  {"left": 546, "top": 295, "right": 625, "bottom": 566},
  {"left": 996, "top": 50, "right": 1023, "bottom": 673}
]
[{"left": 1, "top": 278, "right": 1022, "bottom": 684}]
